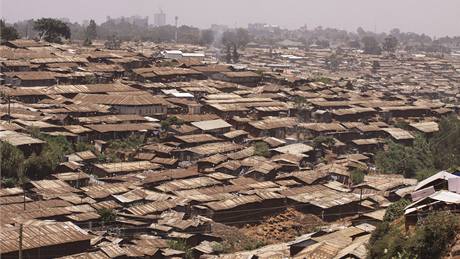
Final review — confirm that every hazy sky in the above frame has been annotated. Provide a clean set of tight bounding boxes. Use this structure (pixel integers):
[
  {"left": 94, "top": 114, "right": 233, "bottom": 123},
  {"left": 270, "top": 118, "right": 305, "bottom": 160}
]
[{"left": 1, "top": 0, "right": 459, "bottom": 37}]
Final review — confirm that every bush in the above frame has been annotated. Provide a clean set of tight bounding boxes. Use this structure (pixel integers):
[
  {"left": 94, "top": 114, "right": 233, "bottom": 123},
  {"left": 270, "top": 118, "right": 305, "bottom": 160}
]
[
  {"left": 431, "top": 115, "right": 460, "bottom": 170},
  {"left": 383, "top": 199, "right": 411, "bottom": 222},
  {"left": 375, "top": 136, "right": 433, "bottom": 178},
  {"left": 23, "top": 153, "right": 52, "bottom": 179},
  {"left": 97, "top": 208, "right": 117, "bottom": 224},
  {"left": 242, "top": 239, "right": 266, "bottom": 251},
  {"left": 376, "top": 116, "right": 460, "bottom": 179},
  {"left": 350, "top": 169, "right": 365, "bottom": 185},
  {"left": 160, "top": 116, "right": 184, "bottom": 131},
  {"left": 314, "top": 77, "right": 332, "bottom": 84},
  {"left": 406, "top": 211, "right": 459, "bottom": 258},
  {"left": 368, "top": 211, "right": 459, "bottom": 259},
  {"left": 74, "top": 141, "right": 95, "bottom": 152},
  {"left": 1, "top": 177, "right": 17, "bottom": 188},
  {"left": 367, "top": 221, "right": 405, "bottom": 259},
  {"left": 28, "top": 128, "right": 74, "bottom": 172},
  {"left": 108, "top": 135, "right": 144, "bottom": 150},
  {"left": 167, "top": 239, "right": 193, "bottom": 259},
  {"left": 313, "top": 136, "right": 335, "bottom": 148},
  {"left": 0, "top": 141, "right": 25, "bottom": 179},
  {"left": 253, "top": 142, "right": 270, "bottom": 157}
]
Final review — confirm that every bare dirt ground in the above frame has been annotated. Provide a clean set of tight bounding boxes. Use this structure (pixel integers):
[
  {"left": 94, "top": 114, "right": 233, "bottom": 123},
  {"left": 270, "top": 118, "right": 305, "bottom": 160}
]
[{"left": 211, "top": 208, "right": 325, "bottom": 252}]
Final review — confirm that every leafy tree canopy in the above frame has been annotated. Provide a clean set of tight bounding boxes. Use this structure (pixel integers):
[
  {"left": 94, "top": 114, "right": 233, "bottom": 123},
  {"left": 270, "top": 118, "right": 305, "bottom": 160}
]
[
  {"left": 0, "top": 142, "right": 24, "bottom": 179},
  {"left": 0, "top": 20, "right": 19, "bottom": 43},
  {"left": 383, "top": 35, "right": 398, "bottom": 52},
  {"left": 33, "top": 18, "right": 71, "bottom": 43}
]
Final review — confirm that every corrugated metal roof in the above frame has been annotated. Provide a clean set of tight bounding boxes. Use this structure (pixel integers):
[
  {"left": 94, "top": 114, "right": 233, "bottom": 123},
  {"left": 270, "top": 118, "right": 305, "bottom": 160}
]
[
  {"left": 156, "top": 177, "right": 221, "bottom": 192},
  {"left": 0, "top": 221, "right": 91, "bottom": 254},
  {"left": 0, "top": 130, "right": 45, "bottom": 146},
  {"left": 204, "top": 195, "right": 262, "bottom": 211},
  {"left": 191, "top": 119, "right": 232, "bottom": 131}
]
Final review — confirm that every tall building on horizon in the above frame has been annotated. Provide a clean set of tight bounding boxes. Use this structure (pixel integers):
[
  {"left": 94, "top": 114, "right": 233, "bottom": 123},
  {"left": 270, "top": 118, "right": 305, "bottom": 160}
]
[{"left": 154, "top": 9, "right": 166, "bottom": 27}]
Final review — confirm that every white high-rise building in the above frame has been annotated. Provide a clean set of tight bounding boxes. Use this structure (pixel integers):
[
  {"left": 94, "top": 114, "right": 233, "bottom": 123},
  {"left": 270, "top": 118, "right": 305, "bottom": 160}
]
[{"left": 154, "top": 10, "right": 166, "bottom": 27}]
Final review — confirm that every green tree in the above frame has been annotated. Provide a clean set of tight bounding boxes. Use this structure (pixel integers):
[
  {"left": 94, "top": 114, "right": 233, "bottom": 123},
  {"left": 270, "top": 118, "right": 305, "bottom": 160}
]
[
  {"left": 367, "top": 221, "right": 405, "bottom": 259},
  {"left": 167, "top": 239, "right": 193, "bottom": 259},
  {"left": 199, "top": 29, "right": 214, "bottom": 45},
  {"left": 412, "top": 135, "right": 435, "bottom": 171},
  {"left": 431, "top": 115, "right": 460, "bottom": 170},
  {"left": 222, "top": 29, "right": 250, "bottom": 62},
  {"left": 313, "top": 136, "right": 335, "bottom": 149},
  {"left": 23, "top": 153, "right": 52, "bottom": 180},
  {"left": 253, "top": 142, "right": 270, "bottom": 157},
  {"left": 294, "top": 96, "right": 310, "bottom": 123},
  {"left": 33, "top": 18, "right": 71, "bottom": 43},
  {"left": 104, "top": 34, "right": 122, "bottom": 49},
  {"left": 235, "top": 28, "right": 250, "bottom": 49},
  {"left": 326, "top": 54, "right": 341, "bottom": 71},
  {"left": 372, "top": 60, "right": 380, "bottom": 72},
  {"left": 406, "top": 211, "right": 458, "bottom": 258},
  {"left": 1, "top": 178, "right": 17, "bottom": 188},
  {"left": 42, "top": 135, "right": 74, "bottom": 170},
  {"left": 368, "top": 210, "right": 459, "bottom": 259},
  {"left": 350, "top": 169, "right": 365, "bottom": 185},
  {"left": 383, "top": 199, "right": 411, "bottom": 222},
  {"left": 83, "top": 37, "right": 92, "bottom": 46},
  {"left": 0, "top": 20, "right": 19, "bottom": 43},
  {"left": 383, "top": 35, "right": 398, "bottom": 52},
  {"left": 97, "top": 208, "right": 117, "bottom": 224},
  {"left": 348, "top": 39, "right": 361, "bottom": 49},
  {"left": 74, "top": 141, "right": 94, "bottom": 152},
  {"left": 315, "top": 39, "right": 330, "bottom": 48},
  {"left": 0, "top": 142, "right": 25, "bottom": 179},
  {"left": 225, "top": 45, "right": 232, "bottom": 63},
  {"left": 28, "top": 128, "right": 74, "bottom": 173},
  {"left": 362, "top": 36, "right": 382, "bottom": 54},
  {"left": 160, "top": 116, "right": 183, "bottom": 131},
  {"left": 375, "top": 136, "right": 434, "bottom": 178},
  {"left": 232, "top": 44, "right": 239, "bottom": 63},
  {"left": 86, "top": 19, "right": 97, "bottom": 40}
]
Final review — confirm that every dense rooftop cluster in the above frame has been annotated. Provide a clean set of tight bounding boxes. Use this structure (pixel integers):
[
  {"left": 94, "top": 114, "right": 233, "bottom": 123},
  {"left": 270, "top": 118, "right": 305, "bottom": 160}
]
[{"left": 0, "top": 38, "right": 460, "bottom": 258}]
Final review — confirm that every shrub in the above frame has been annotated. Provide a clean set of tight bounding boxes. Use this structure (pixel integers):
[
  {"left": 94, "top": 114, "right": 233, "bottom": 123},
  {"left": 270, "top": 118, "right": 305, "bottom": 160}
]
[
  {"left": 23, "top": 153, "right": 52, "bottom": 179},
  {"left": 97, "top": 208, "right": 117, "bottom": 224},
  {"left": 242, "top": 239, "right": 266, "bottom": 251},
  {"left": 383, "top": 199, "right": 411, "bottom": 222},
  {"left": 406, "top": 211, "right": 459, "bottom": 258},
  {"left": 253, "top": 142, "right": 270, "bottom": 157},
  {"left": 74, "top": 141, "right": 95, "bottom": 152},
  {"left": 1, "top": 177, "right": 17, "bottom": 188},
  {"left": 368, "top": 211, "right": 459, "bottom": 259},
  {"left": 350, "top": 169, "right": 365, "bottom": 185},
  {"left": 160, "top": 116, "right": 184, "bottom": 131},
  {"left": 0, "top": 141, "right": 25, "bottom": 179},
  {"left": 313, "top": 136, "right": 335, "bottom": 148},
  {"left": 167, "top": 239, "right": 193, "bottom": 259},
  {"left": 367, "top": 221, "right": 406, "bottom": 259}
]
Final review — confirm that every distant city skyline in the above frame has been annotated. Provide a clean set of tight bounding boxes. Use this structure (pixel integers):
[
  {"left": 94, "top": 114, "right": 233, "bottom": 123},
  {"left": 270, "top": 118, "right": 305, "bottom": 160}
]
[{"left": 1, "top": 0, "right": 459, "bottom": 37}]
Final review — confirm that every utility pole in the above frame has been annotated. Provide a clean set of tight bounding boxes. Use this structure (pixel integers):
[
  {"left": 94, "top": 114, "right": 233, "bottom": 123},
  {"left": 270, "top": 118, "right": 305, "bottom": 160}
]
[
  {"left": 0, "top": 147, "right": 2, "bottom": 189},
  {"left": 7, "top": 95, "right": 11, "bottom": 123},
  {"left": 23, "top": 188, "right": 26, "bottom": 210},
  {"left": 18, "top": 224, "right": 23, "bottom": 259},
  {"left": 174, "top": 16, "right": 178, "bottom": 43}
]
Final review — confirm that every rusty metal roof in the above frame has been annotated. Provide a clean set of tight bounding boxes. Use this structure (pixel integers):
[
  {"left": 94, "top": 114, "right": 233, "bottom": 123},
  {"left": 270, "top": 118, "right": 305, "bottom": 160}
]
[
  {"left": 203, "top": 194, "right": 262, "bottom": 211},
  {"left": 0, "top": 221, "right": 91, "bottom": 254},
  {"left": 0, "top": 130, "right": 45, "bottom": 147}
]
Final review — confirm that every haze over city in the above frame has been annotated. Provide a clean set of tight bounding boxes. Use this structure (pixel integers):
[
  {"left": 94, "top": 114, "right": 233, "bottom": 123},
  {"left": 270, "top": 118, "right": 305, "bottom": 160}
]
[
  {"left": 2, "top": 1, "right": 460, "bottom": 258},
  {"left": 1, "top": 0, "right": 460, "bottom": 37}
]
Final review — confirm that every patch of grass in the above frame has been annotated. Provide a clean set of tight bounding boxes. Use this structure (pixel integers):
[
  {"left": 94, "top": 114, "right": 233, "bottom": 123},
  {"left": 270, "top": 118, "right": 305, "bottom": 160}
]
[{"left": 167, "top": 239, "right": 193, "bottom": 259}]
